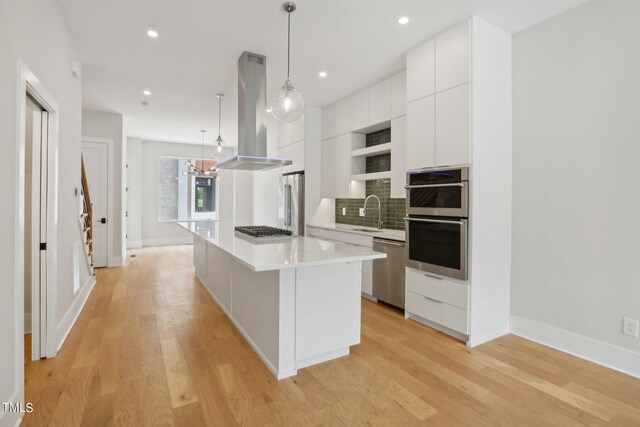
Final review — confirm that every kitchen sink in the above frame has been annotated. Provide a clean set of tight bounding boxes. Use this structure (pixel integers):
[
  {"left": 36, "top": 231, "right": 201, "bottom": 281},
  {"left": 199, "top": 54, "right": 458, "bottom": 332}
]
[{"left": 352, "top": 228, "right": 383, "bottom": 233}]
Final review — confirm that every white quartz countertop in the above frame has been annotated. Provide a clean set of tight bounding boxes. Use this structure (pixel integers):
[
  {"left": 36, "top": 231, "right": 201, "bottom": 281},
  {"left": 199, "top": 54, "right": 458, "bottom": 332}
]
[
  {"left": 307, "top": 223, "right": 406, "bottom": 242},
  {"left": 178, "top": 221, "right": 386, "bottom": 272}
]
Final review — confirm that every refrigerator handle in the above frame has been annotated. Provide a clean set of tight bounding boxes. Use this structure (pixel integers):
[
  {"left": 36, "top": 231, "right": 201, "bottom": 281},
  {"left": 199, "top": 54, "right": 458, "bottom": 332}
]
[
  {"left": 287, "top": 184, "right": 292, "bottom": 228},
  {"left": 283, "top": 183, "right": 288, "bottom": 226}
]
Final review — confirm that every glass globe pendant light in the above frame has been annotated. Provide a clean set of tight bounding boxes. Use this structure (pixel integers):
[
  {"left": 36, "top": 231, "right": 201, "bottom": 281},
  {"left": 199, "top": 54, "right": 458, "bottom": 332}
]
[
  {"left": 211, "top": 93, "right": 225, "bottom": 155},
  {"left": 269, "top": 2, "right": 304, "bottom": 123}
]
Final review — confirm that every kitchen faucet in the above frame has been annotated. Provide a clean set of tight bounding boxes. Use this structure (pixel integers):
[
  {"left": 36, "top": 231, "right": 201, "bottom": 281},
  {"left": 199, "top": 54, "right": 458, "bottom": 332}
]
[{"left": 364, "top": 195, "right": 383, "bottom": 230}]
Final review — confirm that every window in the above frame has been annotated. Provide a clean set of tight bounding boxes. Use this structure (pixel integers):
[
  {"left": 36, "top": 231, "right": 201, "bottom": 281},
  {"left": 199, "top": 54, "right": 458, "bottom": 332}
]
[{"left": 158, "top": 157, "right": 217, "bottom": 221}]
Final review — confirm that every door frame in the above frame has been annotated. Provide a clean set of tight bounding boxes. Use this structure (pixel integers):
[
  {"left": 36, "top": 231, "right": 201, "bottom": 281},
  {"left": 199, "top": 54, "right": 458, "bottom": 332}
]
[
  {"left": 82, "top": 137, "right": 114, "bottom": 267},
  {"left": 15, "top": 60, "right": 59, "bottom": 370}
]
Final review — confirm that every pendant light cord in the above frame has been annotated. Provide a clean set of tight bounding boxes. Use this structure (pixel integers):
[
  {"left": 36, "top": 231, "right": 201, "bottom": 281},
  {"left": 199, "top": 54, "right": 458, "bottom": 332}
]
[
  {"left": 287, "top": 9, "right": 291, "bottom": 79},
  {"left": 201, "top": 131, "right": 205, "bottom": 168},
  {"left": 218, "top": 96, "right": 222, "bottom": 138}
]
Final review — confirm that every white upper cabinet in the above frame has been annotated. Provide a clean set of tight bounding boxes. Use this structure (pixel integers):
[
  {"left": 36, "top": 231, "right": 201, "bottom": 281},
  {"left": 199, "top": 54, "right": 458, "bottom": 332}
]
[
  {"left": 435, "top": 21, "right": 470, "bottom": 93},
  {"left": 349, "top": 89, "right": 368, "bottom": 132},
  {"left": 391, "top": 115, "right": 407, "bottom": 198},
  {"left": 334, "top": 133, "right": 365, "bottom": 199},
  {"left": 321, "top": 138, "right": 335, "bottom": 198},
  {"left": 406, "top": 96, "right": 435, "bottom": 170},
  {"left": 391, "top": 71, "right": 407, "bottom": 119},
  {"left": 368, "top": 78, "right": 391, "bottom": 126},
  {"left": 335, "top": 98, "right": 351, "bottom": 136},
  {"left": 278, "top": 121, "right": 293, "bottom": 148},
  {"left": 292, "top": 113, "right": 305, "bottom": 143},
  {"left": 321, "top": 104, "right": 336, "bottom": 140},
  {"left": 435, "top": 83, "right": 470, "bottom": 166},
  {"left": 277, "top": 139, "right": 305, "bottom": 174},
  {"left": 407, "top": 39, "right": 435, "bottom": 102}
]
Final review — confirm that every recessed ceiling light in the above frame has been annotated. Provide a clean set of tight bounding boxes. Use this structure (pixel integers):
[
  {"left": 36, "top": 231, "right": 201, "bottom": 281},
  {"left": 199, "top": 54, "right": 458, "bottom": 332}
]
[
  {"left": 147, "top": 29, "right": 159, "bottom": 38},
  {"left": 398, "top": 17, "right": 409, "bottom": 25},
  {"left": 143, "top": 90, "right": 151, "bottom": 96},
  {"left": 318, "top": 71, "right": 328, "bottom": 78}
]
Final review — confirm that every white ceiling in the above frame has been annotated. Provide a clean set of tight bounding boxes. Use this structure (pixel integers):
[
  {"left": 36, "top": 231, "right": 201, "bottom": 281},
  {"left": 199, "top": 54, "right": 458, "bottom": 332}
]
[{"left": 59, "top": 0, "right": 589, "bottom": 145}]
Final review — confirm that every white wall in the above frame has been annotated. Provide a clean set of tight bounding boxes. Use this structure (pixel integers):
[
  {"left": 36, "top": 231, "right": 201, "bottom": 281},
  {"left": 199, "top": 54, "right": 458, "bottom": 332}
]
[
  {"left": 126, "top": 137, "right": 143, "bottom": 247},
  {"left": 0, "top": 1, "right": 86, "bottom": 425},
  {"left": 82, "top": 110, "right": 126, "bottom": 265},
  {"left": 511, "top": 0, "right": 640, "bottom": 376},
  {"left": 127, "top": 138, "right": 235, "bottom": 246}
]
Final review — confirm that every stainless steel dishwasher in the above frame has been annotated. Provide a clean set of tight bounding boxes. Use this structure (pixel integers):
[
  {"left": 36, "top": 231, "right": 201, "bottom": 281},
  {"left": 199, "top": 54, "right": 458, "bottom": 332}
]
[{"left": 372, "top": 238, "right": 406, "bottom": 308}]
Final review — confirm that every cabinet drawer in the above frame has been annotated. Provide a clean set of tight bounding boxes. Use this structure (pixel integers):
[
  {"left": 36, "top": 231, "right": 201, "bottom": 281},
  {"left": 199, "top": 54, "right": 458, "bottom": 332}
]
[
  {"left": 306, "top": 227, "right": 373, "bottom": 248},
  {"left": 405, "top": 267, "right": 468, "bottom": 309},
  {"left": 406, "top": 290, "right": 468, "bottom": 334}
]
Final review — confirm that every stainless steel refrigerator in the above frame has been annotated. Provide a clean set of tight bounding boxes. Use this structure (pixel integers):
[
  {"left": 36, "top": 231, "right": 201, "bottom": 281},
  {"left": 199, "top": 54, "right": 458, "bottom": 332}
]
[{"left": 278, "top": 172, "right": 305, "bottom": 236}]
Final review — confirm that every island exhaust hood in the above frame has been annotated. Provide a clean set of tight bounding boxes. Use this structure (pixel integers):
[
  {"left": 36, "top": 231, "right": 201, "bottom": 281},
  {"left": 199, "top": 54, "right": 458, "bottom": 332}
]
[{"left": 217, "top": 51, "right": 293, "bottom": 171}]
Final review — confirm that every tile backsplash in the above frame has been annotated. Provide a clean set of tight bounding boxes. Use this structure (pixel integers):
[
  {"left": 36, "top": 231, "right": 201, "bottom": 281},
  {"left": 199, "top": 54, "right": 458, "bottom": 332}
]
[{"left": 335, "top": 128, "right": 406, "bottom": 230}]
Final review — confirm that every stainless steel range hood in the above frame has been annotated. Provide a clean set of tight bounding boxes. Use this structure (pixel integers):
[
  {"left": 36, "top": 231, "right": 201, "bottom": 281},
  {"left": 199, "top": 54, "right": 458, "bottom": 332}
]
[{"left": 217, "top": 51, "right": 293, "bottom": 171}]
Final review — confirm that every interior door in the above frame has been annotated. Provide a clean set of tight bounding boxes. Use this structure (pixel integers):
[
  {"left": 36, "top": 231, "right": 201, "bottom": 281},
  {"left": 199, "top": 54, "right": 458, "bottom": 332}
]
[
  {"left": 25, "top": 95, "right": 48, "bottom": 359},
  {"left": 81, "top": 142, "right": 109, "bottom": 267}
]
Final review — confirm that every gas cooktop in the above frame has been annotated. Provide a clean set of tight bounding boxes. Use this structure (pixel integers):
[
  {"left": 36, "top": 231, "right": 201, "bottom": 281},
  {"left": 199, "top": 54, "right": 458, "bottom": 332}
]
[{"left": 234, "top": 225, "right": 293, "bottom": 238}]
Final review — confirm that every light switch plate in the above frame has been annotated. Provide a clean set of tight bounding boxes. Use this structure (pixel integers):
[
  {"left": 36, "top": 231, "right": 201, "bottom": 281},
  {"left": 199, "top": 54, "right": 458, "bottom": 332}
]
[
  {"left": 359, "top": 208, "right": 365, "bottom": 217},
  {"left": 341, "top": 207, "right": 346, "bottom": 216}
]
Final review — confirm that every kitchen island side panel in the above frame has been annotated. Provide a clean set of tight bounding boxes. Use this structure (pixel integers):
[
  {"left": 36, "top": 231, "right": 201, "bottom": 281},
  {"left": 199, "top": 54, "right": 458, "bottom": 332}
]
[
  {"left": 206, "top": 241, "right": 232, "bottom": 313},
  {"left": 230, "top": 261, "right": 287, "bottom": 375},
  {"left": 295, "top": 262, "right": 362, "bottom": 363}
]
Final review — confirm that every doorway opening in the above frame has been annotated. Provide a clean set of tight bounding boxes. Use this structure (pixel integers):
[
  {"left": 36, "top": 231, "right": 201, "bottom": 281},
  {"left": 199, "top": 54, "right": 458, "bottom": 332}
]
[
  {"left": 23, "top": 94, "right": 50, "bottom": 362},
  {"left": 81, "top": 139, "right": 112, "bottom": 268}
]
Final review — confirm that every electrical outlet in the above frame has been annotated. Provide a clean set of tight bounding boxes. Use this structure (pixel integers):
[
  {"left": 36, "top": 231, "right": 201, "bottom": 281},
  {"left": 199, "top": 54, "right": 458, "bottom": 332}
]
[
  {"left": 622, "top": 317, "right": 639, "bottom": 338},
  {"left": 341, "top": 207, "right": 346, "bottom": 216},
  {"left": 359, "top": 208, "right": 365, "bottom": 217}
]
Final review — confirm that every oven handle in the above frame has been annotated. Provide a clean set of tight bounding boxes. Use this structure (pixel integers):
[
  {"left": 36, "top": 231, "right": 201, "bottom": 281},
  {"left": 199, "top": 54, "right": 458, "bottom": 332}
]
[
  {"left": 404, "top": 183, "right": 466, "bottom": 189},
  {"left": 404, "top": 216, "right": 466, "bottom": 226}
]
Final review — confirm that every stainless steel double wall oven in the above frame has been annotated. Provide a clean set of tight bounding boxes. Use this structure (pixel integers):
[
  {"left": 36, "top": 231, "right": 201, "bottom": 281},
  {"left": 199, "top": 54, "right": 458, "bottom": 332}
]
[{"left": 404, "top": 166, "right": 469, "bottom": 280}]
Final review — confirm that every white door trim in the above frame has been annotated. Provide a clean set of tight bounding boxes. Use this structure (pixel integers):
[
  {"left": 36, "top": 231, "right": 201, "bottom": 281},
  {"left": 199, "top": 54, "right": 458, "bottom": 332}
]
[
  {"left": 82, "top": 137, "right": 114, "bottom": 267},
  {"left": 14, "top": 62, "right": 60, "bottom": 415}
]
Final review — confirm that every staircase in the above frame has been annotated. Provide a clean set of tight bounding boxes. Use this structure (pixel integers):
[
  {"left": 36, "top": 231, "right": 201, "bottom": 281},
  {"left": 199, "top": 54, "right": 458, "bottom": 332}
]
[{"left": 80, "top": 156, "right": 95, "bottom": 276}]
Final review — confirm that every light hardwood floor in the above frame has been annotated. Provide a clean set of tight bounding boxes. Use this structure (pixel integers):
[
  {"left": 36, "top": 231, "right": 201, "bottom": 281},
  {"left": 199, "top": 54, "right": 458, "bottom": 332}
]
[{"left": 22, "top": 245, "right": 640, "bottom": 426}]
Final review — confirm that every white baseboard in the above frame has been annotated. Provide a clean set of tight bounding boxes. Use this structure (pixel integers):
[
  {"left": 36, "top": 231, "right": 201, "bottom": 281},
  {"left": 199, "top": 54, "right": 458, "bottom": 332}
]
[
  {"left": 24, "top": 313, "right": 32, "bottom": 334},
  {"left": 467, "top": 327, "right": 511, "bottom": 348},
  {"left": 108, "top": 256, "right": 124, "bottom": 267},
  {"left": 361, "top": 293, "right": 378, "bottom": 302},
  {"left": 141, "top": 236, "right": 193, "bottom": 246},
  {"left": 510, "top": 315, "right": 640, "bottom": 379},
  {"left": 55, "top": 276, "right": 96, "bottom": 353},
  {"left": 126, "top": 240, "right": 142, "bottom": 249}
]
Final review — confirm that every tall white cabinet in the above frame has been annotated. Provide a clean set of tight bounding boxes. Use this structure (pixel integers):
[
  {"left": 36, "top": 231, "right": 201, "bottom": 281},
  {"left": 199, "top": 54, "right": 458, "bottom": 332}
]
[
  {"left": 406, "top": 21, "right": 471, "bottom": 169},
  {"left": 403, "top": 17, "right": 513, "bottom": 347}
]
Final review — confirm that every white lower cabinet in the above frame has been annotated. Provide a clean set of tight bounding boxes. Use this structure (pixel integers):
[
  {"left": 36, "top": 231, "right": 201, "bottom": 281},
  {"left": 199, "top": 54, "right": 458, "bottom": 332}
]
[
  {"left": 405, "top": 290, "right": 468, "bottom": 334},
  {"left": 361, "top": 260, "right": 373, "bottom": 295},
  {"left": 405, "top": 267, "right": 469, "bottom": 335}
]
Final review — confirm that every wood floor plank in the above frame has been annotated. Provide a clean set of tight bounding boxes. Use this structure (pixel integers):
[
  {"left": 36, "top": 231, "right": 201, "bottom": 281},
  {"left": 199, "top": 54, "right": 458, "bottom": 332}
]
[
  {"left": 161, "top": 337, "right": 199, "bottom": 408},
  {"left": 21, "top": 245, "right": 640, "bottom": 427}
]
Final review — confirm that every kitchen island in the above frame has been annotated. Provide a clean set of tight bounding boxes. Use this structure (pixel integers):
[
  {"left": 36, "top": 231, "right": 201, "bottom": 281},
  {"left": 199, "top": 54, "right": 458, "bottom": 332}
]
[{"left": 178, "top": 221, "right": 386, "bottom": 379}]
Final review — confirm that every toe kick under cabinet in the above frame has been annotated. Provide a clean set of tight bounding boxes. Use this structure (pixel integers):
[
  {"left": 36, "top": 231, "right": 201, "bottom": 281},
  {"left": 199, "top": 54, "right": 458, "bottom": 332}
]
[{"left": 405, "top": 267, "right": 469, "bottom": 336}]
